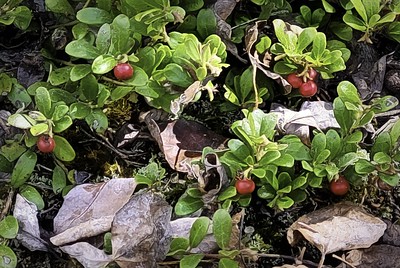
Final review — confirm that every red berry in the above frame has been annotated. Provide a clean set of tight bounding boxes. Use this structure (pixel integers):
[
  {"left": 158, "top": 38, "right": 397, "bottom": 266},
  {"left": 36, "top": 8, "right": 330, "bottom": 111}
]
[
  {"left": 308, "top": 68, "right": 318, "bottom": 80},
  {"left": 113, "top": 63, "right": 134, "bottom": 80},
  {"left": 330, "top": 176, "right": 350, "bottom": 196},
  {"left": 235, "top": 179, "right": 256, "bottom": 195},
  {"left": 287, "top": 73, "right": 303, "bottom": 88},
  {"left": 299, "top": 80, "right": 317, "bottom": 97},
  {"left": 37, "top": 135, "right": 56, "bottom": 153}
]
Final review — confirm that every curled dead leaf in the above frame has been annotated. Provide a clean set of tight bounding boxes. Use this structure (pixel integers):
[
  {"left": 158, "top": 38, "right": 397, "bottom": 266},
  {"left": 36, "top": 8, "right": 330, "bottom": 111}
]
[{"left": 287, "top": 202, "right": 387, "bottom": 259}]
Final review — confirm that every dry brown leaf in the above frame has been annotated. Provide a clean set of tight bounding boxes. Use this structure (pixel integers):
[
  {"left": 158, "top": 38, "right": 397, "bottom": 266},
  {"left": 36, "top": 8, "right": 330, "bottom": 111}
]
[
  {"left": 245, "top": 21, "right": 292, "bottom": 95},
  {"left": 112, "top": 192, "right": 172, "bottom": 267},
  {"left": 271, "top": 101, "right": 340, "bottom": 144},
  {"left": 345, "top": 244, "right": 400, "bottom": 268},
  {"left": 287, "top": 202, "right": 387, "bottom": 257},
  {"left": 60, "top": 242, "right": 112, "bottom": 268},
  {"left": 142, "top": 111, "right": 227, "bottom": 172},
  {"left": 13, "top": 194, "right": 48, "bottom": 251},
  {"left": 51, "top": 178, "right": 136, "bottom": 245}
]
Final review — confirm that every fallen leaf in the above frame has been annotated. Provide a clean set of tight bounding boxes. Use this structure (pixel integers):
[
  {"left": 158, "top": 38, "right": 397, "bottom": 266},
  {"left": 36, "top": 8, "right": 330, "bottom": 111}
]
[
  {"left": 287, "top": 202, "right": 386, "bottom": 261},
  {"left": 13, "top": 194, "right": 48, "bottom": 251},
  {"left": 51, "top": 178, "right": 137, "bottom": 245},
  {"left": 345, "top": 244, "right": 400, "bottom": 268},
  {"left": 60, "top": 242, "right": 112, "bottom": 268},
  {"left": 245, "top": 21, "right": 292, "bottom": 94},
  {"left": 142, "top": 111, "right": 227, "bottom": 172},
  {"left": 271, "top": 101, "right": 340, "bottom": 144},
  {"left": 112, "top": 192, "right": 172, "bottom": 267}
]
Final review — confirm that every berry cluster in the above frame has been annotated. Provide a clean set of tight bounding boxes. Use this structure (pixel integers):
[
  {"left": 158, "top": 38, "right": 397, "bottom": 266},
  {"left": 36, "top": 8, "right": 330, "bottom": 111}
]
[{"left": 286, "top": 68, "right": 318, "bottom": 97}]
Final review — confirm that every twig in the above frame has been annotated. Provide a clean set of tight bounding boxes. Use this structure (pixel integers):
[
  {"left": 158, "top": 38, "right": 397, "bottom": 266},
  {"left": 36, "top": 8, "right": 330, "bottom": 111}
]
[
  {"left": 258, "top": 253, "right": 330, "bottom": 268},
  {"left": 0, "top": 188, "right": 15, "bottom": 221},
  {"left": 332, "top": 254, "right": 356, "bottom": 268}
]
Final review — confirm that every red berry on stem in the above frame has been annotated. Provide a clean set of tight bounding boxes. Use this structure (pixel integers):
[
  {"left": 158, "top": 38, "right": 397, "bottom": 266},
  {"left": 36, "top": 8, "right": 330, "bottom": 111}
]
[
  {"left": 308, "top": 68, "right": 318, "bottom": 80},
  {"left": 330, "top": 176, "right": 350, "bottom": 196},
  {"left": 114, "top": 63, "right": 134, "bottom": 80},
  {"left": 235, "top": 179, "right": 256, "bottom": 195},
  {"left": 287, "top": 73, "right": 303, "bottom": 88},
  {"left": 299, "top": 80, "right": 317, "bottom": 97},
  {"left": 37, "top": 135, "right": 56, "bottom": 153}
]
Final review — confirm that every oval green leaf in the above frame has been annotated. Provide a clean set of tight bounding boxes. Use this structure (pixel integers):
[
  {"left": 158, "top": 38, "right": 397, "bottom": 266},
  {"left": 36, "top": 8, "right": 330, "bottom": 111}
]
[
  {"left": 11, "top": 150, "right": 37, "bottom": 188},
  {"left": 212, "top": 209, "right": 232, "bottom": 250},
  {"left": 0, "top": 216, "right": 18, "bottom": 239},
  {"left": 20, "top": 185, "right": 45, "bottom": 210},
  {"left": 53, "top": 135, "right": 75, "bottom": 162}
]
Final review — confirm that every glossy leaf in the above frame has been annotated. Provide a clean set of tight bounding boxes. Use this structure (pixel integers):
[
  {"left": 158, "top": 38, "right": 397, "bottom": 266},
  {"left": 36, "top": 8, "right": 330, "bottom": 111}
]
[
  {"left": 0, "top": 216, "right": 18, "bottom": 239},
  {"left": 189, "top": 217, "right": 210, "bottom": 248},
  {"left": 53, "top": 135, "right": 75, "bottom": 162},
  {"left": 11, "top": 150, "right": 37, "bottom": 188},
  {"left": 0, "top": 245, "right": 17, "bottom": 268},
  {"left": 76, "top": 8, "right": 112, "bottom": 25},
  {"left": 52, "top": 165, "right": 67, "bottom": 194},
  {"left": 20, "top": 185, "right": 45, "bottom": 210},
  {"left": 212, "top": 209, "right": 232, "bottom": 250}
]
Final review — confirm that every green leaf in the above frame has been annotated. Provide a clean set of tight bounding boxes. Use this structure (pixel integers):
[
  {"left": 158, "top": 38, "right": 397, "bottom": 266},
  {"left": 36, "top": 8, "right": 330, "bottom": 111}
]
[
  {"left": 11, "top": 150, "right": 37, "bottom": 188},
  {"left": 197, "top": 8, "right": 216, "bottom": 40},
  {"left": 163, "top": 63, "right": 193, "bottom": 88},
  {"left": 355, "top": 159, "right": 376, "bottom": 174},
  {"left": 372, "top": 132, "right": 391, "bottom": 155},
  {"left": 333, "top": 98, "right": 353, "bottom": 135},
  {"left": 212, "top": 209, "right": 232, "bottom": 250},
  {"left": 29, "top": 123, "right": 49, "bottom": 136},
  {"left": 189, "top": 217, "right": 210, "bottom": 248},
  {"left": 387, "top": 22, "right": 400, "bottom": 42},
  {"left": 373, "top": 152, "right": 391, "bottom": 164},
  {"left": 34, "top": 87, "right": 52, "bottom": 118},
  {"left": 49, "top": 66, "right": 72, "bottom": 86},
  {"left": 9, "top": 6, "right": 32, "bottom": 30},
  {"left": 0, "top": 154, "right": 12, "bottom": 173},
  {"left": 52, "top": 104, "right": 69, "bottom": 121},
  {"left": 273, "top": 19, "right": 289, "bottom": 48},
  {"left": 330, "top": 22, "right": 353, "bottom": 41},
  {"left": 53, "top": 135, "right": 75, "bottom": 162},
  {"left": 350, "top": 0, "right": 368, "bottom": 22},
  {"left": 257, "top": 184, "right": 276, "bottom": 199},
  {"left": 77, "top": 8, "right": 112, "bottom": 25},
  {"left": 343, "top": 13, "right": 367, "bottom": 31},
  {"left": 180, "top": 0, "right": 204, "bottom": 12},
  {"left": 276, "top": 196, "right": 294, "bottom": 209},
  {"left": 65, "top": 39, "right": 100, "bottom": 60},
  {"left": 96, "top": 23, "right": 111, "bottom": 54},
  {"left": 8, "top": 83, "right": 32, "bottom": 108},
  {"left": 310, "top": 32, "right": 326, "bottom": 61},
  {"left": 69, "top": 103, "right": 91, "bottom": 119},
  {"left": 0, "top": 216, "right": 18, "bottom": 239},
  {"left": 111, "top": 86, "right": 134, "bottom": 101},
  {"left": 255, "top": 36, "right": 272, "bottom": 54},
  {"left": 167, "top": 237, "right": 189, "bottom": 256},
  {"left": 218, "top": 186, "right": 237, "bottom": 201},
  {"left": 219, "top": 258, "right": 239, "bottom": 268},
  {"left": 0, "top": 245, "right": 17, "bottom": 268},
  {"left": 325, "top": 129, "right": 341, "bottom": 160},
  {"left": 80, "top": 74, "right": 99, "bottom": 101},
  {"left": 180, "top": 254, "right": 204, "bottom": 268},
  {"left": 296, "top": 28, "right": 317, "bottom": 53},
  {"left": 45, "top": 0, "right": 74, "bottom": 14},
  {"left": 0, "top": 73, "right": 12, "bottom": 94},
  {"left": 315, "top": 149, "right": 331, "bottom": 164},
  {"left": 379, "top": 173, "right": 400, "bottom": 187},
  {"left": 124, "top": 66, "right": 149, "bottom": 87},
  {"left": 109, "top": 14, "right": 134, "bottom": 55},
  {"left": 52, "top": 165, "right": 66, "bottom": 194},
  {"left": 20, "top": 185, "right": 45, "bottom": 210},
  {"left": 92, "top": 55, "right": 117, "bottom": 74},
  {"left": 85, "top": 109, "right": 108, "bottom": 133},
  {"left": 322, "top": 0, "right": 336, "bottom": 13},
  {"left": 70, "top": 64, "right": 92, "bottom": 82},
  {"left": 175, "top": 194, "right": 203, "bottom": 216},
  {"left": 311, "top": 132, "right": 326, "bottom": 158}
]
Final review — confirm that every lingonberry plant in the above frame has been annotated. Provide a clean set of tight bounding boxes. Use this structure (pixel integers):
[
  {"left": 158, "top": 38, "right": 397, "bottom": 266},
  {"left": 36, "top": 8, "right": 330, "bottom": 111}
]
[{"left": 1, "top": 0, "right": 400, "bottom": 266}]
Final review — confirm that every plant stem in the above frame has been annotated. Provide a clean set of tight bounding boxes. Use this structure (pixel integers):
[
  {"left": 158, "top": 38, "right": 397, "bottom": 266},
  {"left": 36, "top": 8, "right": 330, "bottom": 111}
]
[{"left": 101, "top": 76, "right": 131, "bottom": 86}]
